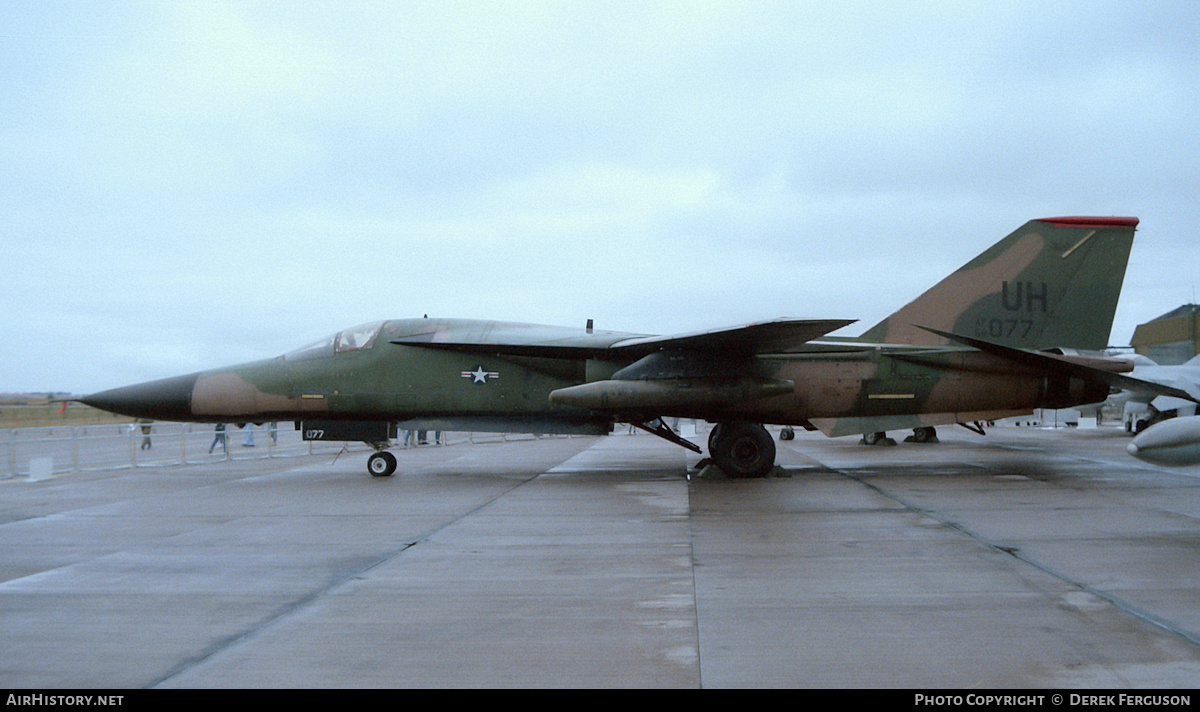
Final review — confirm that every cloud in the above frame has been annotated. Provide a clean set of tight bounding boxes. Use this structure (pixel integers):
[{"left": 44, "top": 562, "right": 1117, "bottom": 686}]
[{"left": 3, "top": 1, "right": 1200, "bottom": 392}]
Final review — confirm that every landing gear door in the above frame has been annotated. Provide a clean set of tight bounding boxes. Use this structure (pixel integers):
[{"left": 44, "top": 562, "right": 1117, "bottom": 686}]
[{"left": 299, "top": 420, "right": 395, "bottom": 442}]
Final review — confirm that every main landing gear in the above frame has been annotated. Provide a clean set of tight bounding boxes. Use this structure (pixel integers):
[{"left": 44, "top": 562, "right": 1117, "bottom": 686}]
[
  {"left": 633, "top": 419, "right": 778, "bottom": 478},
  {"left": 706, "top": 422, "right": 776, "bottom": 478}
]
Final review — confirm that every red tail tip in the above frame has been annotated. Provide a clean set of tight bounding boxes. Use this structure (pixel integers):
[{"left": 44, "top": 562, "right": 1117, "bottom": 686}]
[{"left": 1039, "top": 216, "right": 1139, "bottom": 228}]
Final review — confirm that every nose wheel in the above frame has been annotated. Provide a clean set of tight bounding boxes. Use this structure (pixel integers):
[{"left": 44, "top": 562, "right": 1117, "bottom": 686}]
[{"left": 367, "top": 451, "right": 397, "bottom": 477}]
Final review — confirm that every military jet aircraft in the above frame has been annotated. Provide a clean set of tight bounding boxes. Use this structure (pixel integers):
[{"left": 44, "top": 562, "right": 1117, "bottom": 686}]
[
  {"left": 1113, "top": 354, "right": 1200, "bottom": 433},
  {"left": 85, "top": 216, "right": 1169, "bottom": 478},
  {"left": 1127, "top": 415, "right": 1200, "bottom": 466}
]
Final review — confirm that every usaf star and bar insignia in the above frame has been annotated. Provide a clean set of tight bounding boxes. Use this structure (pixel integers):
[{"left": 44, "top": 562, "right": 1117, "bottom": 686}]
[{"left": 461, "top": 365, "right": 500, "bottom": 385}]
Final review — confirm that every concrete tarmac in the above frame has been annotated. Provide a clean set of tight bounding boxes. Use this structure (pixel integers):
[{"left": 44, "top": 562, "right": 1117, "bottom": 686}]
[{"left": 2, "top": 425, "right": 1200, "bottom": 688}]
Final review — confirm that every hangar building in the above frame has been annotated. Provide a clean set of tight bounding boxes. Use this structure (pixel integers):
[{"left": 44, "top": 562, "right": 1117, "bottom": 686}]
[{"left": 1131, "top": 304, "right": 1200, "bottom": 365}]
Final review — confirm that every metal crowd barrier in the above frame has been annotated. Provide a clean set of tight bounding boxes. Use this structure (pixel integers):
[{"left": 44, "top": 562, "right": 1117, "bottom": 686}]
[{"left": 0, "top": 422, "right": 564, "bottom": 480}]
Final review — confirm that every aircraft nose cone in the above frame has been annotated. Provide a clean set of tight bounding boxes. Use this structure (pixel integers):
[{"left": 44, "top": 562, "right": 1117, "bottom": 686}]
[{"left": 81, "top": 373, "right": 199, "bottom": 421}]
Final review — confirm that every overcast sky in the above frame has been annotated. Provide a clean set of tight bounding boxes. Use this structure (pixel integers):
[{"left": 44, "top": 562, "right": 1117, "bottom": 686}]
[{"left": 4, "top": 1, "right": 1200, "bottom": 394}]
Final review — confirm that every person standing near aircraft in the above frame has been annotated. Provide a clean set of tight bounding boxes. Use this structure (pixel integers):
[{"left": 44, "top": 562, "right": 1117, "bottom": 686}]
[{"left": 209, "top": 423, "right": 227, "bottom": 454}]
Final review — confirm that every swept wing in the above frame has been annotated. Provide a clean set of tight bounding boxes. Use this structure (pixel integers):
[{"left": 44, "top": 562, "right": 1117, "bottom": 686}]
[{"left": 392, "top": 318, "right": 856, "bottom": 358}]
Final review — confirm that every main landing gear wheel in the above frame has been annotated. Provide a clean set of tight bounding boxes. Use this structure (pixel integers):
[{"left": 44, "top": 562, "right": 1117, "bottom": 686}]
[
  {"left": 708, "top": 423, "right": 724, "bottom": 454},
  {"left": 710, "top": 422, "right": 776, "bottom": 478},
  {"left": 367, "top": 451, "right": 397, "bottom": 477}
]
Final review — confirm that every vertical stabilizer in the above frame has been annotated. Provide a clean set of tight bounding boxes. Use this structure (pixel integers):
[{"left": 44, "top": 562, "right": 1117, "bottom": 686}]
[{"left": 858, "top": 216, "right": 1138, "bottom": 350}]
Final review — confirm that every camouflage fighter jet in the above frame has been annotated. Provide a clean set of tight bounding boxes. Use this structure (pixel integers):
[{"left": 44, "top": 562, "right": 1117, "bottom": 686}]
[{"left": 84, "top": 216, "right": 1165, "bottom": 477}]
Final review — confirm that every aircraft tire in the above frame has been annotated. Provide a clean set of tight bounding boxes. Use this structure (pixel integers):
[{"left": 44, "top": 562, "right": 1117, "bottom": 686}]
[
  {"left": 711, "top": 422, "right": 775, "bottom": 478},
  {"left": 368, "top": 451, "right": 397, "bottom": 477},
  {"left": 707, "top": 423, "right": 724, "bottom": 454},
  {"left": 912, "top": 426, "right": 937, "bottom": 443},
  {"left": 780, "top": 427, "right": 795, "bottom": 441}
]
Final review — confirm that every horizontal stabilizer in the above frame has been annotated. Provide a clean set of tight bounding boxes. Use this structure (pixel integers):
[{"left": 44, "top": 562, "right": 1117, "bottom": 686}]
[{"left": 918, "top": 326, "right": 1200, "bottom": 404}]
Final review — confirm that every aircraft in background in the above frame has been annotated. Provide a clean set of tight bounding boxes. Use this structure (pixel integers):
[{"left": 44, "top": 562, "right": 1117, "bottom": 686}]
[
  {"left": 1114, "top": 355, "right": 1200, "bottom": 467},
  {"left": 1128, "top": 415, "right": 1200, "bottom": 466},
  {"left": 1110, "top": 354, "right": 1200, "bottom": 433},
  {"left": 84, "top": 216, "right": 1192, "bottom": 478}
]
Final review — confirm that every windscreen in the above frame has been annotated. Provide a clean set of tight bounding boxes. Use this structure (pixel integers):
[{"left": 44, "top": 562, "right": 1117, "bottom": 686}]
[{"left": 285, "top": 321, "right": 385, "bottom": 361}]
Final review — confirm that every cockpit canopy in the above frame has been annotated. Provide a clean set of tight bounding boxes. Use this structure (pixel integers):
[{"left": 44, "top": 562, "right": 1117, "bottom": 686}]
[{"left": 284, "top": 321, "right": 385, "bottom": 361}]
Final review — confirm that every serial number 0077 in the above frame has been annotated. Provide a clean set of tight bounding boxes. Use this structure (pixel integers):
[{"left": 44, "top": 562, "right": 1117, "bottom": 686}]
[{"left": 975, "top": 318, "right": 1035, "bottom": 339}]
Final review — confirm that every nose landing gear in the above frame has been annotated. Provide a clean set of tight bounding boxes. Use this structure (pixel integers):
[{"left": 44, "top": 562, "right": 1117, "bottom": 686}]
[{"left": 367, "top": 450, "right": 397, "bottom": 477}]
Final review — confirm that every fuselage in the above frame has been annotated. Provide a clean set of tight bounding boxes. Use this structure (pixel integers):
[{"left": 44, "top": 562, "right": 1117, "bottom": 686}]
[{"left": 82, "top": 317, "right": 1110, "bottom": 436}]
